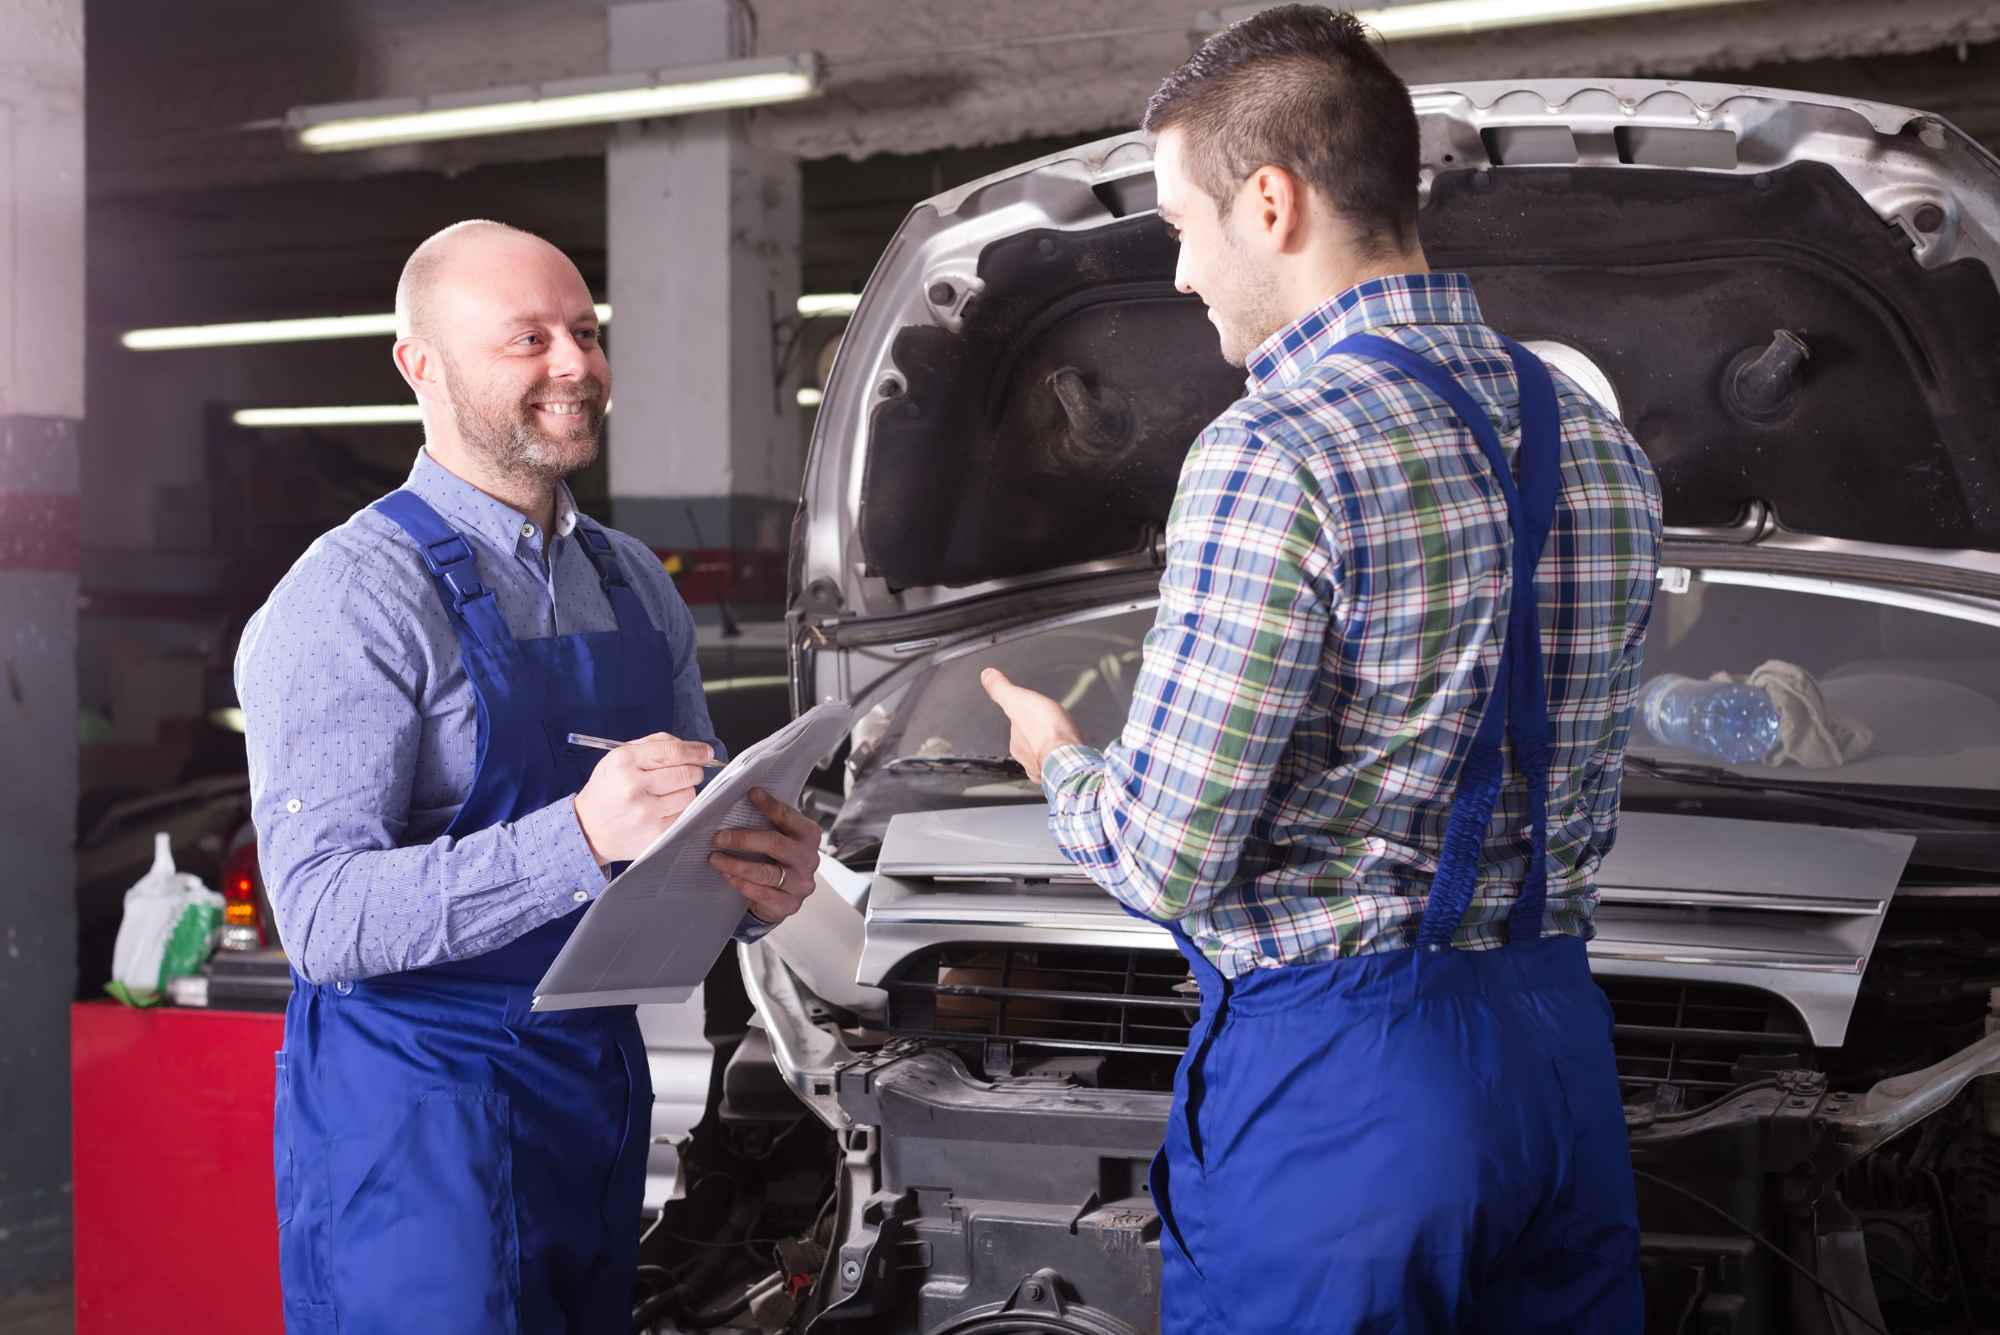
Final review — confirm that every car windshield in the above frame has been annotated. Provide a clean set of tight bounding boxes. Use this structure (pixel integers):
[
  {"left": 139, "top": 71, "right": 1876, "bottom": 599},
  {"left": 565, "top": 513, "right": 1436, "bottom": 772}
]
[
  {"left": 1628, "top": 571, "right": 2000, "bottom": 791},
  {"left": 857, "top": 569, "right": 2000, "bottom": 796},
  {"left": 858, "top": 608, "right": 1156, "bottom": 782}
]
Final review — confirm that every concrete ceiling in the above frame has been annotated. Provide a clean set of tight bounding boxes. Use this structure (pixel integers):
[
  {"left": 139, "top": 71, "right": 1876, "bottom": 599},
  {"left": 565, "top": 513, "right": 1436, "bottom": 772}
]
[
  {"left": 89, "top": 0, "right": 2000, "bottom": 200},
  {"left": 86, "top": 0, "right": 2000, "bottom": 335}
]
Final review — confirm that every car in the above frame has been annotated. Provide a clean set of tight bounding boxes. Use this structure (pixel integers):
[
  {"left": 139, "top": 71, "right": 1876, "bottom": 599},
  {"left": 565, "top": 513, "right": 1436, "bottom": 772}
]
[
  {"left": 649, "top": 78, "right": 2000, "bottom": 1335},
  {"left": 74, "top": 773, "right": 274, "bottom": 995}
]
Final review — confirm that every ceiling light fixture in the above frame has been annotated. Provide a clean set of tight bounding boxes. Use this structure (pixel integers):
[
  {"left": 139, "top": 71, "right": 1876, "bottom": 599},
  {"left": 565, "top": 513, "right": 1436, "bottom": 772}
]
[
  {"left": 126, "top": 305, "right": 613, "bottom": 352},
  {"left": 796, "top": 293, "right": 860, "bottom": 319},
  {"left": 232, "top": 405, "right": 424, "bottom": 428},
  {"left": 286, "top": 54, "right": 822, "bottom": 153},
  {"left": 701, "top": 674, "right": 791, "bottom": 694},
  {"left": 125, "top": 313, "right": 398, "bottom": 350},
  {"left": 796, "top": 387, "right": 825, "bottom": 408},
  {"left": 1211, "top": 0, "right": 1754, "bottom": 39}
]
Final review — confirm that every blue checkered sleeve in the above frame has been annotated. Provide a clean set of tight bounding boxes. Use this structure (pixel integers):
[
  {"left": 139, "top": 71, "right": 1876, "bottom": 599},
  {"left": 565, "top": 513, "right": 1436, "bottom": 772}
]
[{"left": 1042, "top": 420, "right": 1335, "bottom": 923}]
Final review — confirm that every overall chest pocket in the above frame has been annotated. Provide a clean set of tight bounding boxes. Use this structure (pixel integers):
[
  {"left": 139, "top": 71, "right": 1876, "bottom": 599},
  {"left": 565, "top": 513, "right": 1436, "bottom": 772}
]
[{"left": 542, "top": 704, "right": 660, "bottom": 794}]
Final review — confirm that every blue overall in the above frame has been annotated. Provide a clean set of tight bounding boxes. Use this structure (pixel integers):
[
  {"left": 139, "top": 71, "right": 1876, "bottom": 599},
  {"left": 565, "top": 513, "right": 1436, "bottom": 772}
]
[
  {"left": 272, "top": 491, "right": 671, "bottom": 1334},
  {"left": 1148, "top": 337, "right": 1643, "bottom": 1333}
]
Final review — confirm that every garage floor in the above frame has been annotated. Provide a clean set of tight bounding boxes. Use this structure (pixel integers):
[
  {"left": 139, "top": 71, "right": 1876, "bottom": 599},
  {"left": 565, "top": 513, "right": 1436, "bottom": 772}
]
[{"left": 0, "top": 1288, "right": 72, "bottom": 1335}]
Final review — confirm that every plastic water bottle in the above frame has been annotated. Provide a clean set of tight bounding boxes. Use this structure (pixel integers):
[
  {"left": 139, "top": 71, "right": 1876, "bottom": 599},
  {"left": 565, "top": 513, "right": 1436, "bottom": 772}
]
[{"left": 1636, "top": 675, "right": 1781, "bottom": 764}]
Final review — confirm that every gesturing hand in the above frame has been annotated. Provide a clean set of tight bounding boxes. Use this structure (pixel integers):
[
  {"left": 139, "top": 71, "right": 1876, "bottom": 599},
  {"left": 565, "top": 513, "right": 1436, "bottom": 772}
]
[
  {"left": 709, "top": 788, "right": 822, "bottom": 926},
  {"left": 571, "top": 732, "right": 715, "bottom": 866},
  {"left": 980, "top": 668, "right": 1083, "bottom": 784}
]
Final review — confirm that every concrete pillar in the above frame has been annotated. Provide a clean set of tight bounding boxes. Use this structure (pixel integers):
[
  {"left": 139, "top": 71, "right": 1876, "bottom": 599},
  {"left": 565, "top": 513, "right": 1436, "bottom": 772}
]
[
  {"left": 0, "top": 0, "right": 84, "bottom": 1298},
  {"left": 605, "top": 0, "right": 803, "bottom": 617}
]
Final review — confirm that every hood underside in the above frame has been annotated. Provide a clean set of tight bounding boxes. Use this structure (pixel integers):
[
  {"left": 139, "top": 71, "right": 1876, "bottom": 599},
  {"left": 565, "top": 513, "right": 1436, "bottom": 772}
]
[{"left": 813, "top": 82, "right": 2000, "bottom": 602}]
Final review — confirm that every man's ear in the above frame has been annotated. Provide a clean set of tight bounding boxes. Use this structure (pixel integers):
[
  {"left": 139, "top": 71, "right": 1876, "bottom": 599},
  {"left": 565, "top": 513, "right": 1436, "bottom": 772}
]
[
  {"left": 1244, "top": 164, "right": 1305, "bottom": 255},
  {"left": 392, "top": 336, "right": 446, "bottom": 408}
]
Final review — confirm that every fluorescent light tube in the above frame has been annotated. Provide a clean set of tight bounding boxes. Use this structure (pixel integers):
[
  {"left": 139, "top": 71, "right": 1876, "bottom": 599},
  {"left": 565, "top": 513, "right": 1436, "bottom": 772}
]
[
  {"left": 289, "top": 55, "right": 822, "bottom": 153},
  {"left": 1214, "top": 0, "right": 1753, "bottom": 39},
  {"left": 796, "top": 293, "right": 860, "bottom": 319},
  {"left": 125, "top": 314, "right": 398, "bottom": 350},
  {"left": 233, "top": 405, "right": 424, "bottom": 428},
  {"left": 701, "top": 674, "right": 791, "bottom": 694},
  {"left": 797, "top": 387, "right": 825, "bottom": 408},
  {"left": 127, "top": 304, "right": 614, "bottom": 352}
]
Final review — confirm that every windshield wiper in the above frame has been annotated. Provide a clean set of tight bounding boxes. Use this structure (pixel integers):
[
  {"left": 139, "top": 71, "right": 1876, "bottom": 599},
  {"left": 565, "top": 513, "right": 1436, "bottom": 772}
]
[
  {"left": 880, "top": 754, "right": 1032, "bottom": 779},
  {"left": 1622, "top": 755, "right": 2000, "bottom": 828}
]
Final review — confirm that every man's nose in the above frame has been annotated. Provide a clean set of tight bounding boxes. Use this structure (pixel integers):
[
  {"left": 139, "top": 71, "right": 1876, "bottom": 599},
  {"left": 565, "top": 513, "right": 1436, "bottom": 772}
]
[
  {"left": 1173, "top": 247, "right": 1195, "bottom": 297},
  {"left": 545, "top": 331, "right": 590, "bottom": 379}
]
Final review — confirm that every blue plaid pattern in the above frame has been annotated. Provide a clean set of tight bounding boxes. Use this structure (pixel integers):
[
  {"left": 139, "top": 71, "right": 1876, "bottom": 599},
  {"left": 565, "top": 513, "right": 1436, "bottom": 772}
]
[{"left": 1041, "top": 273, "right": 1663, "bottom": 976}]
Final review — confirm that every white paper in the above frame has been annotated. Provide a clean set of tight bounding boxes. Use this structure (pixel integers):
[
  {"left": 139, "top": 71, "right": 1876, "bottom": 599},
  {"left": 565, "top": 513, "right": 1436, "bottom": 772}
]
[
  {"left": 532, "top": 702, "right": 855, "bottom": 1011},
  {"left": 760, "top": 858, "right": 886, "bottom": 1018}
]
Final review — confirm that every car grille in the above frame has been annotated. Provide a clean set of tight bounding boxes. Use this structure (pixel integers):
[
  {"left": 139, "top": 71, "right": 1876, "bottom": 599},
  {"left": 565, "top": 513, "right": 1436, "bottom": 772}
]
[
  {"left": 1598, "top": 975, "right": 1811, "bottom": 1107},
  {"left": 882, "top": 945, "right": 1813, "bottom": 1105},
  {"left": 884, "top": 944, "right": 1197, "bottom": 1056}
]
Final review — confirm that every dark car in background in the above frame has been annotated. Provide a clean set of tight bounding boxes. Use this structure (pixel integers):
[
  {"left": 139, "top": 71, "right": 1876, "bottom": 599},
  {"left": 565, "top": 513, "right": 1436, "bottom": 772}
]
[
  {"left": 641, "top": 79, "right": 2000, "bottom": 1335},
  {"left": 74, "top": 774, "right": 271, "bottom": 993}
]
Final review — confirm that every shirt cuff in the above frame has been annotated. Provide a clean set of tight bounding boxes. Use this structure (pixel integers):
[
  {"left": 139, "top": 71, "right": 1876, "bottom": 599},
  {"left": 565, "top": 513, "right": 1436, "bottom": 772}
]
[
  {"left": 519, "top": 795, "right": 611, "bottom": 907},
  {"left": 733, "top": 910, "right": 778, "bottom": 944},
  {"left": 1039, "top": 741, "right": 1106, "bottom": 804}
]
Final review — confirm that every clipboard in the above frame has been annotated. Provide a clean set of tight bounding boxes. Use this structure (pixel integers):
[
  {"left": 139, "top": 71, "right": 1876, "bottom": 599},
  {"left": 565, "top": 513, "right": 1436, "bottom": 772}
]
[{"left": 531, "top": 701, "right": 855, "bottom": 1011}]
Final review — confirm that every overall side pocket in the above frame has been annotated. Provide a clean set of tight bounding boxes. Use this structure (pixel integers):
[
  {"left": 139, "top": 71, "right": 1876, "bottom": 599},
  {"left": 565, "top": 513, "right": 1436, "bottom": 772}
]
[
  {"left": 329, "top": 1087, "right": 521, "bottom": 1335},
  {"left": 272, "top": 1050, "right": 337, "bottom": 1332},
  {"left": 272, "top": 1051, "right": 294, "bottom": 1226}
]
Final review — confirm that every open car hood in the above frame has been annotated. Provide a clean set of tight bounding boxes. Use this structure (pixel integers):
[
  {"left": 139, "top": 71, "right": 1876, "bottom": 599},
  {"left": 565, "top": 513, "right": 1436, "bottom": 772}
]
[{"left": 796, "top": 79, "right": 2000, "bottom": 620}]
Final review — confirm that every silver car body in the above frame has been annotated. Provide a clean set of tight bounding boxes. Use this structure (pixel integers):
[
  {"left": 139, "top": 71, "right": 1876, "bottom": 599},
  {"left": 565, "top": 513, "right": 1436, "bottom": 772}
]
[{"left": 730, "top": 78, "right": 2000, "bottom": 1335}]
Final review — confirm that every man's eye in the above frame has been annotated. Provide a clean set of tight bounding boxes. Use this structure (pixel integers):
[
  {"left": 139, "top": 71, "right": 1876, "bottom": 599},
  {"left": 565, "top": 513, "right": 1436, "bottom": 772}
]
[
  {"left": 1165, "top": 225, "right": 1182, "bottom": 241},
  {"left": 575, "top": 329, "right": 599, "bottom": 344},
  {"left": 516, "top": 333, "right": 543, "bottom": 347}
]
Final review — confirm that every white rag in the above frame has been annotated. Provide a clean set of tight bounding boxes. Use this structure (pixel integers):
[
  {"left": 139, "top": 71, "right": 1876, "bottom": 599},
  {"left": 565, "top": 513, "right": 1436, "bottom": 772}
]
[{"left": 1708, "top": 659, "right": 1873, "bottom": 770}]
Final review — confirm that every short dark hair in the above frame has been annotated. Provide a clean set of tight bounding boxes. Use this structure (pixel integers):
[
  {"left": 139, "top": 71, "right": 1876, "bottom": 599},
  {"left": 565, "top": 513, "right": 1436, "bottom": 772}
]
[{"left": 1143, "top": 5, "right": 1420, "bottom": 255}]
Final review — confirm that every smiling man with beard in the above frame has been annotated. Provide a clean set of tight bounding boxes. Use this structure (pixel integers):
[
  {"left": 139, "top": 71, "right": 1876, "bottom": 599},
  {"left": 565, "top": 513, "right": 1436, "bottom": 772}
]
[{"left": 234, "top": 220, "right": 822, "bottom": 1333}]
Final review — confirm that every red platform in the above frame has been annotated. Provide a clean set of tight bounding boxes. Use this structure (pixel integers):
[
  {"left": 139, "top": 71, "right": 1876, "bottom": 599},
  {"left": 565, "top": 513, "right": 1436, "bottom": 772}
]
[{"left": 71, "top": 1001, "right": 285, "bottom": 1334}]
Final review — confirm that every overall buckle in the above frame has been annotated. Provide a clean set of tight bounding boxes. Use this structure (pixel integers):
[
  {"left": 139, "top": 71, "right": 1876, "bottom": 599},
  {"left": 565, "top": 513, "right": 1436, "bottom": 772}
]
[
  {"left": 576, "top": 525, "right": 630, "bottom": 589},
  {"left": 422, "top": 534, "right": 487, "bottom": 608}
]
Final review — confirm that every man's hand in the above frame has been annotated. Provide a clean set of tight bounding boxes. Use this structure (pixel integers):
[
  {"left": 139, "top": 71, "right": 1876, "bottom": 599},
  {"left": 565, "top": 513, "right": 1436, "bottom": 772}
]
[
  {"left": 571, "top": 732, "right": 714, "bottom": 865},
  {"left": 710, "top": 788, "right": 822, "bottom": 926},
  {"left": 980, "top": 668, "right": 1084, "bottom": 784}
]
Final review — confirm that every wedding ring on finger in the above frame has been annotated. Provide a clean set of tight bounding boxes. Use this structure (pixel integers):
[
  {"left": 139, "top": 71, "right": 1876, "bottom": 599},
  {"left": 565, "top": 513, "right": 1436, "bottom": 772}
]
[{"left": 776, "top": 866, "right": 788, "bottom": 891}]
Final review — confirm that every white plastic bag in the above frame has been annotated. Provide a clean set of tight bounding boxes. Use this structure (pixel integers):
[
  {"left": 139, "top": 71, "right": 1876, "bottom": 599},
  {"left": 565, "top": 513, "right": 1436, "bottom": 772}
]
[{"left": 107, "top": 833, "right": 225, "bottom": 1007}]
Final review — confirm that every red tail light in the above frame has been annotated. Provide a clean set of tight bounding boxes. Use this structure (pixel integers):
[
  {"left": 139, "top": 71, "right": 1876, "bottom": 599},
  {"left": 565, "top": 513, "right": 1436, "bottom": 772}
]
[{"left": 220, "top": 841, "right": 265, "bottom": 942}]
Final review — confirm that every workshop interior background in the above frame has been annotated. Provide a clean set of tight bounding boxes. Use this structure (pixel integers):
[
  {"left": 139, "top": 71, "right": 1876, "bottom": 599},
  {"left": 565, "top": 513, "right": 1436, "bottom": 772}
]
[{"left": 6, "top": 0, "right": 2000, "bottom": 1331}]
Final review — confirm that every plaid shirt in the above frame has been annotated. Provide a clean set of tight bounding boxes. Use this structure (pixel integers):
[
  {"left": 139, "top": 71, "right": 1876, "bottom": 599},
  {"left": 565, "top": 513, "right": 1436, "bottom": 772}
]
[{"left": 1041, "top": 273, "right": 1662, "bottom": 977}]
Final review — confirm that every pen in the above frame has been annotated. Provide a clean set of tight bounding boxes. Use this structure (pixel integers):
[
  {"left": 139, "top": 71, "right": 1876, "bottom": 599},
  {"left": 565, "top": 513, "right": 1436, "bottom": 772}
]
[{"left": 566, "top": 732, "right": 727, "bottom": 766}]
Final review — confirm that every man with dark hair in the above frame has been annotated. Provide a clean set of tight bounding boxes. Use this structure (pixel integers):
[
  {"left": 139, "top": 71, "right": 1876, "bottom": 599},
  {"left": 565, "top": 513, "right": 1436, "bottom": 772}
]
[{"left": 985, "top": 6, "right": 1657, "bottom": 1330}]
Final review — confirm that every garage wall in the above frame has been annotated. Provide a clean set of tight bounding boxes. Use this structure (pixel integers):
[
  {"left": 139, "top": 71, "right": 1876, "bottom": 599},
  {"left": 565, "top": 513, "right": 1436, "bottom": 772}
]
[{"left": 0, "top": 0, "right": 85, "bottom": 1297}]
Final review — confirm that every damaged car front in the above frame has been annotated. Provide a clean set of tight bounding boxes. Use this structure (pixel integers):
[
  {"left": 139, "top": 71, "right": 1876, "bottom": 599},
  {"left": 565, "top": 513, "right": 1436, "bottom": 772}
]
[{"left": 684, "top": 81, "right": 2000, "bottom": 1335}]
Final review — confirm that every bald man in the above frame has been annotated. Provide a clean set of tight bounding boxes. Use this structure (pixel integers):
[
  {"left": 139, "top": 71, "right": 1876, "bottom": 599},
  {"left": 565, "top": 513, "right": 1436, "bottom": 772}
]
[{"left": 235, "top": 220, "right": 821, "bottom": 1333}]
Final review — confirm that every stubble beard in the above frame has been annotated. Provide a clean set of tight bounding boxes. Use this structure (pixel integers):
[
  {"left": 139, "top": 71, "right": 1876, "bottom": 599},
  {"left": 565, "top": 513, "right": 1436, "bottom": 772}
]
[
  {"left": 1211, "top": 215, "right": 1288, "bottom": 369},
  {"left": 443, "top": 356, "right": 606, "bottom": 484}
]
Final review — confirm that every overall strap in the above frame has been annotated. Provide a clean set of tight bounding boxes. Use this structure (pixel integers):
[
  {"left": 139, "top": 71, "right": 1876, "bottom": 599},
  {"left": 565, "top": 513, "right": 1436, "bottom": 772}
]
[
  {"left": 370, "top": 490, "right": 515, "bottom": 652},
  {"left": 571, "top": 518, "right": 651, "bottom": 635},
  {"left": 1332, "top": 333, "right": 1563, "bottom": 951}
]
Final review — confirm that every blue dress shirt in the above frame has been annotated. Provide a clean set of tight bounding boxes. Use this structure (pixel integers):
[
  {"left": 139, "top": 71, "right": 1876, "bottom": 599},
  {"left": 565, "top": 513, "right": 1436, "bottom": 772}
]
[{"left": 235, "top": 450, "right": 760, "bottom": 985}]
